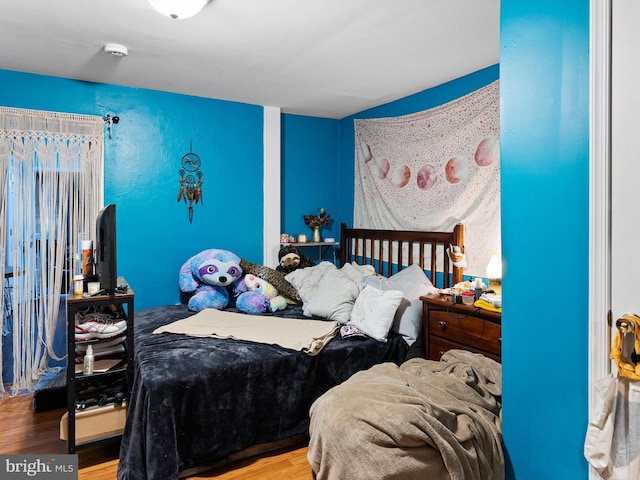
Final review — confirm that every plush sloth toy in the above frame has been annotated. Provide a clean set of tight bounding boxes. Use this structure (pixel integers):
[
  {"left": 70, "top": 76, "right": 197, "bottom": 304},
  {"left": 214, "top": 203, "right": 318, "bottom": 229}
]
[
  {"left": 276, "top": 245, "right": 316, "bottom": 273},
  {"left": 179, "top": 248, "right": 244, "bottom": 312}
]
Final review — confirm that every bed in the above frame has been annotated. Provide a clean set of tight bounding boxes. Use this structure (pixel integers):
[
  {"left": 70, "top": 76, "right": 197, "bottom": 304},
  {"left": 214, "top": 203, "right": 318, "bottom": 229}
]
[
  {"left": 116, "top": 223, "right": 465, "bottom": 480},
  {"left": 307, "top": 228, "right": 503, "bottom": 480}
]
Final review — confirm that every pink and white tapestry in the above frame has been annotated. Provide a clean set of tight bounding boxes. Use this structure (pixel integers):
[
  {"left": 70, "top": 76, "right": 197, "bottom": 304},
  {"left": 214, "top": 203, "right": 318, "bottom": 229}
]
[{"left": 354, "top": 80, "right": 500, "bottom": 277}]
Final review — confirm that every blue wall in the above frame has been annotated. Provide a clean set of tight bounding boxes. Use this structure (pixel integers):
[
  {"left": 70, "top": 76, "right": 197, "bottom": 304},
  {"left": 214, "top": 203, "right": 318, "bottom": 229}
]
[
  {"left": 0, "top": 70, "right": 264, "bottom": 311},
  {"left": 501, "top": 1, "right": 589, "bottom": 478},
  {"left": 1, "top": 67, "right": 505, "bottom": 366},
  {"left": 281, "top": 114, "right": 341, "bottom": 254}
]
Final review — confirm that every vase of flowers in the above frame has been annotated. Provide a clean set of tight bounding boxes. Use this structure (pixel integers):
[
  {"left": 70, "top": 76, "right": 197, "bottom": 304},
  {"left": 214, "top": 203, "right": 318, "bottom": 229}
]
[{"left": 304, "top": 208, "right": 331, "bottom": 243}]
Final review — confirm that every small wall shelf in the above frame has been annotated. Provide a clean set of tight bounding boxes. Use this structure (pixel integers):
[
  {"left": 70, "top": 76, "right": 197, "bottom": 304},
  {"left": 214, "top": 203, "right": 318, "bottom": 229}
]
[{"left": 281, "top": 242, "right": 340, "bottom": 264}]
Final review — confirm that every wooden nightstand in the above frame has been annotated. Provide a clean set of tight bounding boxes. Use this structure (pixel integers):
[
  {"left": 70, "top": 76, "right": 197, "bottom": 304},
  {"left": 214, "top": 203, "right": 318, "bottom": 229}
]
[{"left": 420, "top": 294, "right": 502, "bottom": 362}]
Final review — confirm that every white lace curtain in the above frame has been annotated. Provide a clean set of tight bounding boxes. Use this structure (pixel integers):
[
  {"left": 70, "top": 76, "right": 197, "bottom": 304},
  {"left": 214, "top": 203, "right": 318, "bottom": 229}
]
[{"left": 0, "top": 107, "right": 104, "bottom": 394}]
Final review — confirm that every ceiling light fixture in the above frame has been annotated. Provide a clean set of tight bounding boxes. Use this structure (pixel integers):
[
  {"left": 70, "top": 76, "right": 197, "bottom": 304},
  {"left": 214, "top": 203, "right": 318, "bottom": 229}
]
[
  {"left": 104, "top": 43, "right": 128, "bottom": 57},
  {"left": 147, "top": 0, "right": 210, "bottom": 20}
]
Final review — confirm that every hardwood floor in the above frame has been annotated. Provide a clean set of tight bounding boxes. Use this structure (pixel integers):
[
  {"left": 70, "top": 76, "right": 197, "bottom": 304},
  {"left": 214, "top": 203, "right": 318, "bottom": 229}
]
[{"left": 0, "top": 392, "right": 314, "bottom": 479}]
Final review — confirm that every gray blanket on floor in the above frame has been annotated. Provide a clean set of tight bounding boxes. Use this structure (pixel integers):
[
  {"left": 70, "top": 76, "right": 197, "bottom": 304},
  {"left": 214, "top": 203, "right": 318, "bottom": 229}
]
[{"left": 307, "top": 350, "right": 503, "bottom": 480}]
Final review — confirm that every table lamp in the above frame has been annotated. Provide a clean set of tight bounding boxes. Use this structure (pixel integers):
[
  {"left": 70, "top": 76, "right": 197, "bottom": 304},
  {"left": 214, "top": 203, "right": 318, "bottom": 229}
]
[{"left": 486, "top": 254, "right": 502, "bottom": 295}]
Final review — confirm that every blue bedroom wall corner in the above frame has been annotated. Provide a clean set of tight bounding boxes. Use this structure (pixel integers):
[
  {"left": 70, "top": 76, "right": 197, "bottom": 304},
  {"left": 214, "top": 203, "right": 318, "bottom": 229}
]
[{"left": 281, "top": 114, "right": 341, "bottom": 261}]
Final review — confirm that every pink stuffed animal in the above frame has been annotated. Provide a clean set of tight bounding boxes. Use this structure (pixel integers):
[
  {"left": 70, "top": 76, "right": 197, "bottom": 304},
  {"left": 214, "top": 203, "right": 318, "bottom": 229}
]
[{"left": 243, "top": 274, "right": 287, "bottom": 312}]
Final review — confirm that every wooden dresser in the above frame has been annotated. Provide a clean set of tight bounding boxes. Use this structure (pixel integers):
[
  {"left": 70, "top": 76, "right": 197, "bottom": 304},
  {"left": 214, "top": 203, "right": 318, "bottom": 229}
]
[{"left": 420, "top": 294, "right": 502, "bottom": 362}]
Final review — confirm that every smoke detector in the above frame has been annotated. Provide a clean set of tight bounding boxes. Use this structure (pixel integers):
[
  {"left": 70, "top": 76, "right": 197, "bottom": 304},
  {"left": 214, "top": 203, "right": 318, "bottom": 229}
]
[{"left": 104, "top": 43, "right": 128, "bottom": 57}]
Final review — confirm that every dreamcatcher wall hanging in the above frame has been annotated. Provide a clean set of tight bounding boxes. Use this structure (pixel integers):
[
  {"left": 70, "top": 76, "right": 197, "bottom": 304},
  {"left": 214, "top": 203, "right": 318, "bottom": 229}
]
[{"left": 177, "top": 140, "right": 203, "bottom": 223}]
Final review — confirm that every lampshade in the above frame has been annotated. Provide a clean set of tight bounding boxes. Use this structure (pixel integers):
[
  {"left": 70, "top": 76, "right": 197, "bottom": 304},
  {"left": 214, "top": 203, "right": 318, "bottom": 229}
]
[
  {"left": 148, "top": 0, "right": 210, "bottom": 19},
  {"left": 486, "top": 254, "right": 502, "bottom": 279},
  {"left": 486, "top": 254, "right": 502, "bottom": 295}
]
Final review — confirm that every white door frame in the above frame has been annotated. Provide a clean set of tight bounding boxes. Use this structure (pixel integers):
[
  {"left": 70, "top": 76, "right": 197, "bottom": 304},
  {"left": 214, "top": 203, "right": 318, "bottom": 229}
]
[{"left": 589, "top": 0, "right": 611, "bottom": 478}]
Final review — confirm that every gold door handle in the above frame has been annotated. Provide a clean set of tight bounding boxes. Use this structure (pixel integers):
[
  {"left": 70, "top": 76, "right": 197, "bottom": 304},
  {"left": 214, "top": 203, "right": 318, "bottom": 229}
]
[{"left": 615, "top": 313, "right": 640, "bottom": 334}]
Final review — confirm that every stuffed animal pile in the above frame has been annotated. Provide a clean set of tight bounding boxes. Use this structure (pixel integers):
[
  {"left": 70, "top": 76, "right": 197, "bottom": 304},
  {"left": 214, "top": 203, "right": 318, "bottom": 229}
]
[{"left": 179, "top": 248, "right": 297, "bottom": 314}]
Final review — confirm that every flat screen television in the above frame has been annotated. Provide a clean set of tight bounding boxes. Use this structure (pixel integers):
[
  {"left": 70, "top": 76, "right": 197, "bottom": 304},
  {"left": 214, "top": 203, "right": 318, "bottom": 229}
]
[{"left": 95, "top": 203, "right": 117, "bottom": 293}]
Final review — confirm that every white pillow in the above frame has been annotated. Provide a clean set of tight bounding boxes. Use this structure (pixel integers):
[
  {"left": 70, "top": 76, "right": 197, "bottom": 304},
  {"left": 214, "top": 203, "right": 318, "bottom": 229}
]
[
  {"left": 340, "top": 262, "right": 366, "bottom": 284},
  {"left": 350, "top": 262, "right": 377, "bottom": 277},
  {"left": 285, "top": 262, "right": 336, "bottom": 305},
  {"left": 302, "top": 268, "right": 361, "bottom": 323},
  {"left": 362, "top": 264, "right": 438, "bottom": 346},
  {"left": 349, "top": 285, "right": 404, "bottom": 342}
]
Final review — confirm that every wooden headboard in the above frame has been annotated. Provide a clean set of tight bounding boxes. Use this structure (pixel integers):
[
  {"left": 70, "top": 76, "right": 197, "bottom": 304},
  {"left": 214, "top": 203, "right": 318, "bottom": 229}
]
[{"left": 339, "top": 222, "right": 464, "bottom": 288}]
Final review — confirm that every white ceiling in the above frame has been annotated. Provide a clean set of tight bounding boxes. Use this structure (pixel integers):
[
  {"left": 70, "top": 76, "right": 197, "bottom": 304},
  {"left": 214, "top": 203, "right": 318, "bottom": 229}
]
[{"left": 0, "top": 0, "right": 500, "bottom": 119}]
